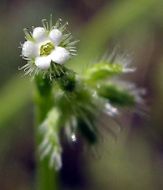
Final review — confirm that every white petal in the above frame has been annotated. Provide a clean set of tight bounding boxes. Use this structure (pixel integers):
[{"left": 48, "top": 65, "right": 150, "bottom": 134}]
[
  {"left": 49, "top": 29, "right": 62, "bottom": 46},
  {"left": 33, "top": 27, "right": 47, "bottom": 42},
  {"left": 35, "top": 56, "right": 51, "bottom": 69},
  {"left": 51, "top": 47, "right": 70, "bottom": 64},
  {"left": 22, "top": 41, "right": 38, "bottom": 58}
]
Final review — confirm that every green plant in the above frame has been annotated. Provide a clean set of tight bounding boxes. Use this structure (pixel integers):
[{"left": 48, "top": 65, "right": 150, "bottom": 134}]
[{"left": 19, "top": 15, "right": 143, "bottom": 190}]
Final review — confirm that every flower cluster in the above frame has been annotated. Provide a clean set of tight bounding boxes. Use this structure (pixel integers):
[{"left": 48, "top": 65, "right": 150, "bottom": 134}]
[{"left": 21, "top": 17, "right": 144, "bottom": 170}]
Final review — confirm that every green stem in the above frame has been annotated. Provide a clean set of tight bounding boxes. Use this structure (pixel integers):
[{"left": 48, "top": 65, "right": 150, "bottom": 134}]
[{"left": 34, "top": 75, "right": 59, "bottom": 190}]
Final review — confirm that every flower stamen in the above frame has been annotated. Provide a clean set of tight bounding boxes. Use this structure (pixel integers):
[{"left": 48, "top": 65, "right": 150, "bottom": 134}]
[{"left": 40, "top": 42, "right": 54, "bottom": 56}]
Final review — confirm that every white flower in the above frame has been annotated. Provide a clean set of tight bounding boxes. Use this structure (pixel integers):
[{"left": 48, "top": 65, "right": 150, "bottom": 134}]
[
  {"left": 22, "top": 27, "right": 70, "bottom": 69},
  {"left": 20, "top": 17, "right": 78, "bottom": 77}
]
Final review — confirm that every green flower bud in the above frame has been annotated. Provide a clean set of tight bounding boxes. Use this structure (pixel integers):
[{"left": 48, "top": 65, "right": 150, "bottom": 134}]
[
  {"left": 39, "top": 108, "right": 62, "bottom": 170},
  {"left": 58, "top": 70, "right": 76, "bottom": 92},
  {"left": 84, "top": 62, "right": 123, "bottom": 83},
  {"left": 97, "top": 83, "right": 136, "bottom": 107}
]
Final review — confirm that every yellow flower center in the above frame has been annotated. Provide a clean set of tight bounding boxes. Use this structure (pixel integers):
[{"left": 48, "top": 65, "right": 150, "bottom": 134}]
[{"left": 40, "top": 42, "right": 54, "bottom": 56}]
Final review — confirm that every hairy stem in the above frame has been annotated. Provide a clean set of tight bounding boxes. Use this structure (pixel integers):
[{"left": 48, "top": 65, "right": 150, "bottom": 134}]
[{"left": 34, "top": 75, "right": 59, "bottom": 190}]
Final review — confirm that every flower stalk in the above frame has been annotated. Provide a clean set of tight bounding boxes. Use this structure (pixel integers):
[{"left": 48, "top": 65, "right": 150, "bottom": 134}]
[{"left": 34, "top": 75, "right": 58, "bottom": 190}]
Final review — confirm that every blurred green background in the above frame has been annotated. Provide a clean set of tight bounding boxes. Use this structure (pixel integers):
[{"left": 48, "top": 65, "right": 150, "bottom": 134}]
[{"left": 0, "top": 0, "right": 163, "bottom": 189}]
